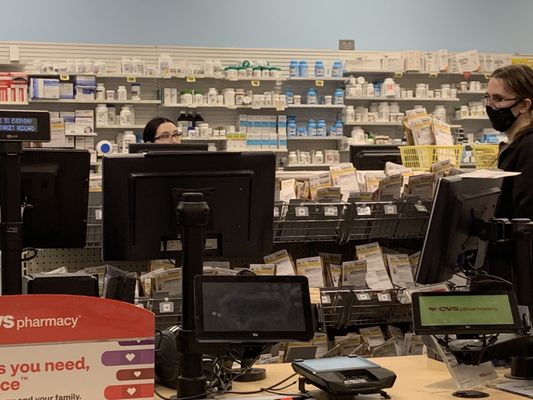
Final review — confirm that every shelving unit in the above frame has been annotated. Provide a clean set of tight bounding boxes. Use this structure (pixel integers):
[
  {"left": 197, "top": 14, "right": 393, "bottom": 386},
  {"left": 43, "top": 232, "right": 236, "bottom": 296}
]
[
  {"left": 31, "top": 99, "right": 161, "bottom": 104},
  {"left": 345, "top": 96, "right": 460, "bottom": 102}
]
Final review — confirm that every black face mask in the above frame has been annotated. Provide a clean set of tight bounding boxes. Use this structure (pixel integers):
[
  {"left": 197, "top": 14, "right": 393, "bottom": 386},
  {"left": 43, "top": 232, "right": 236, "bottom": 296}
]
[{"left": 486, "top": 99, "right": 523, "bottom": 132}]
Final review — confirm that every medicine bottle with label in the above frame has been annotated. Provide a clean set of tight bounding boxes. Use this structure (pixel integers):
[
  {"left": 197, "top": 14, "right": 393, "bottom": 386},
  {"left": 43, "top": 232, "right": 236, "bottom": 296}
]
[
  {"left": 96, "top": 104, "right": 109, "bottom": 125},
  {"left": 121, "top": 130, "right": 136, "bottom": 153},
  {"left": 119, "top": 106, "right": 132, "bottom": 126},
  {"left": 117, "top": 85, "right": 127, "bottom": 101},
  {"left": 96, "top": 83, "right": 105, "bottom": 101}
]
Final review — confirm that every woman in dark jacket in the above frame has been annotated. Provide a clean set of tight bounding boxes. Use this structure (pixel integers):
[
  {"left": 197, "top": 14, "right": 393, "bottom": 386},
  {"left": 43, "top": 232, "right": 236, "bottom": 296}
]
[{"left": 484, "top": 64, "right": 533, "bottom": 312}]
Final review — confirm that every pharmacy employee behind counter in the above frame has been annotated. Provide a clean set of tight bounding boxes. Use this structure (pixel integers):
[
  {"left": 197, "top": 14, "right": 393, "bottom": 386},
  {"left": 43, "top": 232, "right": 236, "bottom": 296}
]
[
  {"left": 484, "top": 64, "right": 533, "bottom": 311},
  {"left": 143, "top": 117, "right": 182, "bottom": 143}
]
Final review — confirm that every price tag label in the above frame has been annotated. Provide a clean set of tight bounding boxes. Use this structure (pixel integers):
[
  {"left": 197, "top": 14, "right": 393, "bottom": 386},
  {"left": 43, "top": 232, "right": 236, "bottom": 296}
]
[
  {"left": 59, "top": 74, "right": 70, "bottom": 81},
  {"left": 378, "top": 292, "right": 392, "bottom": 302},
  {"left": 414, "top": 204, "right": 428, "bottom": 213},
  {"left": 394, "top": 72, "right": 404, "bottom": 78},
  {"left": 309, "top": 287, "right": 322, "bottom": 304},
  {"left": 159, "top": 301, "right": 175, "bottom": 313},
  {"left": 356, "top": 206, "right": 372, "bottom": 216},
  {"left": 429, "top": 72, "right": 438, "bottom": 78},
  {"left": 126, "top": 76, "right": 136, "bottom": 83},
  {"left": 295, "top": 206, "right": 309, "bottom": 217},
  {"left": 186, "top": 75, "right": 196, "bottom": 83},
  {"left": 315, "top": 80, "right": 324, "bottom": 87},
  {"left": 384, "top": 204, "right": 398, "bottom": 215},
  {"left": 356, "top": 293, "right": 371, "bottom": 301},
  {"left": 251, "top": 80, "right": 261, "bottom": 87},
  {"left": 324, "top": 206, "right": 338, "bottom": 217},
  {"left": 321, "top": 294, "right": 331, "bottom": 304},
  {"left": 273, "top": 207, "right": 280, "bottom": 218}
]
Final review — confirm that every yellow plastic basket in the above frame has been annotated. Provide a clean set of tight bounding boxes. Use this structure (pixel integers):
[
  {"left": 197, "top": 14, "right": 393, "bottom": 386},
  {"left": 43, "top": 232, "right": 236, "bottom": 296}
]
[
  {"left": 472, "top": 144, "right": 499, "bottom": 169},
  {"left": 399, "top": 145, "right": 463, "bottom": 171}
]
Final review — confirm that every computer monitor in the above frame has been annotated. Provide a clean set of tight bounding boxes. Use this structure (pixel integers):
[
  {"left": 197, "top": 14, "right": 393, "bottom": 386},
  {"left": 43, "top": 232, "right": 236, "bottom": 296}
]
[
  {"left": 102, "top": 151, "right": 275, "bottom": 261},
  {"left": 194, "top": 275, "right": 314, "bottom": 343},
  {"left": 350, "top": 145, "right": 402, "bottom": 170},
  {"left": 21, "top": 148, "right": 90, "bottom": 248},
  {"left": 415, "top": 176, "right": 502, "bottom": 284},
  {"left": 128, "top": 143, "right": 209, "bottom": 153}
]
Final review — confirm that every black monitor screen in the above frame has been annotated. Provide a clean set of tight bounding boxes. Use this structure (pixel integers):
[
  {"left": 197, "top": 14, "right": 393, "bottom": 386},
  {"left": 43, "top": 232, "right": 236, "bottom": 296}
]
[
  {"left": 350, "top": 145, "right": 402, "bottom": 170},
  {"left": 21, "top": 149, "right": 90, "bottom": 248},
  {"left": 102, "top": 152, "right": 275, "bottom": 261},
  {"left": 415, "top": 176, "right": 502, "bottom": 284},
  {"left": 129, "top": 143, "right": 209, "bottom": 153},
  {"left": 412, "top": 291, "right": 521, "bottom": 335},
  {"left": 194, "top": 275, "right": 314, "bottom": 343}
]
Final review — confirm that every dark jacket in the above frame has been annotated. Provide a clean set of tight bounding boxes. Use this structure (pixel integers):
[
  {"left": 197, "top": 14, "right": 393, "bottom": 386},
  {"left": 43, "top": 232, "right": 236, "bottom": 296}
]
[
  {"left": 496, "top": 128, "right": 533, "bottom": 219},
  {"left": 485, "top": 127, "right": 533, "bottom": 311}
]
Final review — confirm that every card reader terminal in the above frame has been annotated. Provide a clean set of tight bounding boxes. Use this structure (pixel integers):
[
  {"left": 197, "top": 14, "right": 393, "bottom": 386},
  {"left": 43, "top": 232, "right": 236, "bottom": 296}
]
[{"left": 292, "top": 356, "right": 396, "bottom": 398}]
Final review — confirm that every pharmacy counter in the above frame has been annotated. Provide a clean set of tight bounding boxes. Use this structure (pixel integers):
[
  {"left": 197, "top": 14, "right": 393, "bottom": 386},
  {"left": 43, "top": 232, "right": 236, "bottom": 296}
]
[{"left": 156, "top": 354, "right": 522, "bottom": 399}]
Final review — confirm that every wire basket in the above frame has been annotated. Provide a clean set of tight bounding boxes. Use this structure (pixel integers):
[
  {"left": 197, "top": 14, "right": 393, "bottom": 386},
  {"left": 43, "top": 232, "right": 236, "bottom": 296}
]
[
  {"left": 472, "top": 144, "right": 499, "bottom": 169},
  {"left": 399, "top": 145, "right": 463, "bottom": 171}
]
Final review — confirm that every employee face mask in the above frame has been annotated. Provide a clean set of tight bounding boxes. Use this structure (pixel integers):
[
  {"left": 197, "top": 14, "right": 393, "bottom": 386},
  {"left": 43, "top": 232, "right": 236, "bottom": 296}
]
[{"left": 486, "top": 99, "right": 523, "bottom": 132}]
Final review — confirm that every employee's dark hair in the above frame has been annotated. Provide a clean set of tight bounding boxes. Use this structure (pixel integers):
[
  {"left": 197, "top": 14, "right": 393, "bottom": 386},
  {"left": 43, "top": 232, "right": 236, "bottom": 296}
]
[
  {"left": 491, "top": 64, "right": 533, "bottom": 111},
  {"left": 143, "top": 117, "right": 174, "bottom": 143}
]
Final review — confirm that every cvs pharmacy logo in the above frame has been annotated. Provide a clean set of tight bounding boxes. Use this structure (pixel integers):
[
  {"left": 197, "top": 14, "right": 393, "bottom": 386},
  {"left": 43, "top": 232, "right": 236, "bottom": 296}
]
[{"left": 0, "top": 315, "right": 15, "bottom": 329}]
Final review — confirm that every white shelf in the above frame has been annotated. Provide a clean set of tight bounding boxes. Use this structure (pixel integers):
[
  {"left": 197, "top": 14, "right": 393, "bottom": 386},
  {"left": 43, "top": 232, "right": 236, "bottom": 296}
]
[
  {"left": 344, "top": 122, "right": 403, "bottom": 126},
  {"left": 65, "top": 133, "right": 98, "bottom": 137},
  {"left": 284, "top": 163, "right": 337, "bottom": 168},
  {"left": 182, "top": 137, "right": 227, "bottom": 141},
  {"left": 161, "top": 103, "right": 281, "bottom": 110},
  {"left": 286, "top": 77, "right": 347, "bottom": 81},
  {"left": 96, "top": 124, "right": 145, "bottom": 129},
  {"left": 31, "top": 99, "right": 161, "bottom": 104},
  {"left": 288, "top": 136, "right": 344, "bottom": 141},
  {"left": 286, "top": 104, "right": 345, "bottom": 109},
  {"left": 0, "top": 101, "right": 29, "bottom": 106},
  {"left": 345, "top": 96, "right": 459, "bottom": 102},
  {"left": 28, "top": 72, "right": 159, "bottom": 79},
  {"left": 458, "top": 91, "right": 485, "bottom": 95},
  {"left": 453, "top": 117, "right": 489, "bottom": 121}
]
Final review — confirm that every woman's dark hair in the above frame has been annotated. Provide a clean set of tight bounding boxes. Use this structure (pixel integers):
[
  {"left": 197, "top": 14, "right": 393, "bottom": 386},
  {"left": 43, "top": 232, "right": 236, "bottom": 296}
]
[
  {"left": 143, "top": 117, "right": 174, "bottom": 143},
  {"left": 491, "top": 64, "right": 533, "bottom": 110}
]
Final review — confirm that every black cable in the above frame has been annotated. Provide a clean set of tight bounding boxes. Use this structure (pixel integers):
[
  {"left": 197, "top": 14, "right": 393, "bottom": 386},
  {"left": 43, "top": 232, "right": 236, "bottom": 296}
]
[
  {"left": 225, "top": 372, "right": 299, "bottom": 395},
  {"left": 21, "top": 248, "right": 37, "bottom": 262},
  {"left": 266, "top": 380, "right": 298, "bottom": 391},
  {"left": 154, "top": 389, "right": 210, "bottom": 400},
  {"left": 264, "top": 389, "right": 309, "bottom": 397}
]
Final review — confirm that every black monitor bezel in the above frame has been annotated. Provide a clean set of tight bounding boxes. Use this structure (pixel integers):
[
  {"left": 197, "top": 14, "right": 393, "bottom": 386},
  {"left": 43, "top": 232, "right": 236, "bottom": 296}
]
[
  {"left": 0, "top": 110, "right": 50, "bottom": 142},
  {"left": 349, "top": 145, "right": 402, "bottom": 170},
  {"left": 194, "top": 275, "right": 314, "bottom": 343},
  {"left": 128, "top": 143, "right": 209, "bottom": 153},
  {"left": 411, "top": 291, "right": 522, "bottom": 335}
]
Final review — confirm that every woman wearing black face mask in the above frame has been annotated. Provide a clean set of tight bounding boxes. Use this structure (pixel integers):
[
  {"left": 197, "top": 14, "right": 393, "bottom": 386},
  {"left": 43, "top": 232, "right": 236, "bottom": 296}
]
[{"left": 483, "top": 64, "right": 533, "bottom": 311}]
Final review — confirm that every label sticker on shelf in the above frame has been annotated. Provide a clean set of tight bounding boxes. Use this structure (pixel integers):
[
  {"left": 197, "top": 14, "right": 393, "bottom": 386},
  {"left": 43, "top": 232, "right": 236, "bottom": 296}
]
[
  {"left": 384, "top": 204, "right": 398, "bottom": 215},
  {"left": 251, "top": 80, "right": 261, "bottom": 87},
  {"left": 94, "top": 209, "right": 103, "bottom": 221},
  {"left": 321, "top": 294, "right": 331, "bottom": 304},
  {"left": 324, "top": 206, "right": 338, "bottom": 217},
  {"left": 126, "top": 76, "right": 136, "bottom": 83},
  {"left": 429, "top": 72, "right": 438, "bottom": 78},
  {"left": 394, "top": 72, "right": 404, "bottom": 78},
  {"left": 378, "top": 292, "right": 392, "bottom": 302},
  {"left": 159, "top": 301, "right": 175, "bottom": 313},
  {"left": 414, "top": 204, "right": 428, "bottom": 212},
  {"left": 295, "top": 206, "right": 309, "bottom": 217},
  {"left": 357, "top": 206, "right": 372, "bottom": 216},
  {"left": 315, "top": 80, "right": 324, "bottom": 87},
  {"left": 59, "top": 74, "right": 70, "bottom": 81},
  {"left": 186, "top": 76, "right": 196, "bottom": 83},
  {"left": 356, "top": 293, "right": 371, "bottom": 301},
  {"left": 273, "top": 207, "right": 280, "bottom": 218}
]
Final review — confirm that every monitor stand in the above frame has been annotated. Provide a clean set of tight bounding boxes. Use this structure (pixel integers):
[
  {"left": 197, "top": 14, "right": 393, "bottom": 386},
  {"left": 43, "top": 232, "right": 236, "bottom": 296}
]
[{"left": 174, "top": 192, "right": 209, "bottom": 400}]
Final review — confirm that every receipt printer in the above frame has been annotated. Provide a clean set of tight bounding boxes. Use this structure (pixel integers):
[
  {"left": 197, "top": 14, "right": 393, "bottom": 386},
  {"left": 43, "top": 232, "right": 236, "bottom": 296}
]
[{"left": 292, "top": 356, "right": 396, "bottom": 398}]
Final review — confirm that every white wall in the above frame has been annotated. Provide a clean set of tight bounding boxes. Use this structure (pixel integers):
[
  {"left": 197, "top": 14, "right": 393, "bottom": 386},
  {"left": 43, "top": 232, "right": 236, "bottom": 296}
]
[{"left": 5, "top": 0, "right": 533, "bottom": 52}]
